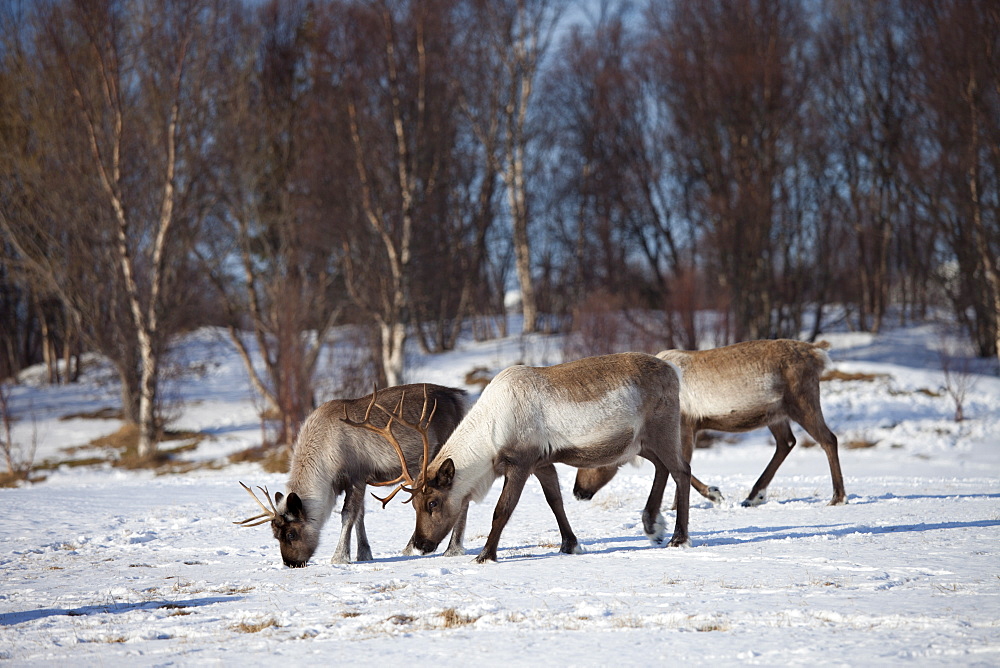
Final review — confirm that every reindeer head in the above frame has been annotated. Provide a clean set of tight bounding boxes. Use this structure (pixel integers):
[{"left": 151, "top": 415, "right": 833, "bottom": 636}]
[
  {"left": 406, "top": 457, "right": 460, "bottom": 554},
  {"left": 341, "top": 384, "right": 460, "bottom": 556},
  {"left": 235, "top": 482, "right": 320, "bottom": 568}
]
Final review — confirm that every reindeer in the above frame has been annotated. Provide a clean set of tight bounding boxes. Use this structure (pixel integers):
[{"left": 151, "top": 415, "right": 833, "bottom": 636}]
[
  {"left": 574, "top": 339, "right": 844, "bottom": 508},
  {"left": 235, "top": 384, "right": 471, "bottom": 567},
  {"left": 344, "top": 353, "right": 690, "bottom": 563}
]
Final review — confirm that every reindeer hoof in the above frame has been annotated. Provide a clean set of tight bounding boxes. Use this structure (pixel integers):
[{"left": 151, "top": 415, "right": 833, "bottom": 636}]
[
  {"left": 560, "top": 541, "right": 585, "bottom": 555},
  {"left": 443, "top": 545, "right": 467, "bottom": 557},
  {"left": 707, "top": 486, "right": 725, "bottom": 504},
  {"left": 667, "top": 537, "right": 692, "bottom": 548},
  {"left": 643, "top": 512, "right": 667, "bottom": 545},
  {"left": 741, "top": 490, "right": 767, "bottom": 507},
  {"left": 474, "top": 551, "right": 497, "bottom": 564}
]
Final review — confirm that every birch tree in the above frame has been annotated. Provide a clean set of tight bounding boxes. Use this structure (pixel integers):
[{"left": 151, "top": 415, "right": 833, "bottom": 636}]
[
  {"left": 475, "top": 0, "right": 565, "bottom": 334},
  {"left": 38, "top": 0, "right": 217, "bottom": 459}
]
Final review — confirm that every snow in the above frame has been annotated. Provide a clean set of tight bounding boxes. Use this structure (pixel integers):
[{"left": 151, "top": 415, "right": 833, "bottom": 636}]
[{"left": 2, "top": 322, "right": 999, "bottom": 665}]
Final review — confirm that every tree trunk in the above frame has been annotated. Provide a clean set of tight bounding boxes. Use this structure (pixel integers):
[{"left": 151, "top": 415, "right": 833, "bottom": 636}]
[
  {"left": 135, "top": 338, "right": 158, "bottom": 459},
  {"left": 380, "top": 320, "right": 406, "bottom": 387},
  {"left": 510, "top": 182, "right": 537, "bottom": 335},
  {"left": 965, "top": 68, "right": 1000, "bottom": 365}
]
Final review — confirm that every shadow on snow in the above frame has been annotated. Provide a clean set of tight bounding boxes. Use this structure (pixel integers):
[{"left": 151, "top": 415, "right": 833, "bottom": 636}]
[{"left": 0, "top": 596, "right": 241, "bottom": 627}]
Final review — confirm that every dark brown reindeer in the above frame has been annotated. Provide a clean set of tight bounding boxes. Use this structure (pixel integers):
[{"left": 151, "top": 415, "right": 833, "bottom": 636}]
[
  {"left": 235, "top": 384, "right": 470, "bottom": 567},
  {"left": 574, "top": 339, "right": 844, "bottom": 508},
  {"left": 345, "top": 353, "right": 690, "bottom": 563}
]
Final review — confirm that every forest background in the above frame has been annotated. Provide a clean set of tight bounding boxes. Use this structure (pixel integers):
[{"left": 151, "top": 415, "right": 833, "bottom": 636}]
[{"left": 1, "top": 0, "right": 998, "bottom": 460}]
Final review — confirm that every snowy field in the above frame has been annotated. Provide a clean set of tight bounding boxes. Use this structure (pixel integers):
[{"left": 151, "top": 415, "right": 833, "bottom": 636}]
[{"left": 2, "top": 321, "right": 999, "bottom": 666}]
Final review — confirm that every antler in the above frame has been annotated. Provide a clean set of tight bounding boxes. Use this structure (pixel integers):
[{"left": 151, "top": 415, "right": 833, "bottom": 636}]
[
  {"left": 234, "top": 481, "right": 279, "bottom": 527},
  {"left": 341, "top": 384, "right": 438, "bottom": 508}
]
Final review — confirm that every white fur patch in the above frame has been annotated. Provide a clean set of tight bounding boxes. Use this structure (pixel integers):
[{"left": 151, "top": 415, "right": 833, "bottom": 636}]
[
  {"left": 742, "top": 489, "right": 767, "bottom": 507},
  {"left": 439, "top": 366, "right": 647, "bottom": 504},
  {"left": 644, "top": 513, "right": 667, "bottom": 544}
]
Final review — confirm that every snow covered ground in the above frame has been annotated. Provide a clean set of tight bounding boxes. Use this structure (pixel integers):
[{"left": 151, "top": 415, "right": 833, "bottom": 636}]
[{"left": 2, "top": 321, "right": 999, "bottom": 666}]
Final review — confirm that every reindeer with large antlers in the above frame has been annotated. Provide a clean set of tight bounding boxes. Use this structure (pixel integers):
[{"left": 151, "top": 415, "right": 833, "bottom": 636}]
[
  {"left": 235, "top": 384, "right": 470, "bottom": 567},
  {"left": 344, "top": 353, "right": 690, "bottom": 563}
]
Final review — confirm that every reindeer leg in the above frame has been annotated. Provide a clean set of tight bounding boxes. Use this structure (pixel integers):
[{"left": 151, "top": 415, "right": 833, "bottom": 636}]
[
  {"left": 443, "top": 498, "right": 470, "bottom": 557},
  {"left": 535, "top": 464, "right": 583, "bottom": 555},
  {"left": 792, "top": 404, "right": 846, "bottom": 506},
  {"left": 668, "top": 459, "right": 692, "bottom": 547},
  {"left": 642, "top": 464, "right": 670, "bottom": 544},
  {"left": 330, "top": 485, "right": 356, "bottom": 564},
  {"left": 646, "top": 448, "right": 691, "bottom": 547},
  {"left": 743, "top": 419, "right": 796, "bottom": 507},
  {"left": 673, "top": 423, "right": 723, "bottom": 508},
  {"left": 352, "top": 484, "right": 373, "bottom": 561},
  {"left": 476, "top": 467, "right": 531, "bottom": 563}
]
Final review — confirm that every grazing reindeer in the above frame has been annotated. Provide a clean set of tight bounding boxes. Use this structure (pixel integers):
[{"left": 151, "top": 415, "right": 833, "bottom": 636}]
[
  {"left": 345, "top": 353, "right": 690, "bottom": 563},
  {"left": 574, "top": 339, "right": 844, "bottom": 507},
  {"left": 235, "top": 384, "right": 470, "bottom": 567}
]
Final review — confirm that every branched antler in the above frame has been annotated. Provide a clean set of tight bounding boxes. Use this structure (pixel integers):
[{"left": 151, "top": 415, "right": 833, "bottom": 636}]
[
  {"left": 341, "top": 384, "right": 438, "bottom": 508},
  {"left": 234, "top": 481, "right": 279, "bottom": 527}
]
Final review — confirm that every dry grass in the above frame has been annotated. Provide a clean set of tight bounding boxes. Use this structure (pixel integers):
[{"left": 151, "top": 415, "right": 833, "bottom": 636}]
[
  {"left": 845, "top": 439, "right": 878, "bottom": 449},
  {"left": 228, "top": 444, "right": 289, "bottom": 474},
  {"left": 612, "top": 615, "right": 645, "bottom": 629},
  {"left": 216, "top": 584, "right": 255, "bottom": 595},
  {"left": 439, "top": 608, "right": 478, "bottom": 628},
  {"left": 0, "top": 470, "right": 47, "bottom": 487},
  {"left": 59, "top": 407, "right": 123, "bottom": 421},
  {"left": 232, "top": 618, "right": 278, "bottom": 634},
  {"left": 822, "top": 369, "right": 891, "bottom": 383},
  {"left": 387, "top": 614, "right": 416, "bottom": 625},
  {"left": 696, "top": 622, "right": 731, "bottom": 632},
  {"left": 33, "top": 423, "right": 216, "bottom": 473},
  {"left": 889, "top": 386, "right": 942, "bottom": 398},
  {"left": 370, "top": 582, "right": 408, "bottom": 594},
  {"left": 464, "top": 367, "right": 493, "bottom": 391}
]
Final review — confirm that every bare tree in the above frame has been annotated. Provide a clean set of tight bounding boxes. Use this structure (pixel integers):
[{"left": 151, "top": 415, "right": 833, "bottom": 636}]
[
  {"left": 333, "top": 0, "right": 489, "bottom": 383},
  {"left": 0, "top": 381, "right": 37, "bottom": 483},
  {"left": 912, "top": 0, "right": 1000, "bottom": 364},
  {"left": 465, "top": 0, "right": 566, "bottom": 335},
  {"left": 645, "top": 0, "right": 814, "bottom": 342},
  {"left": 816, "top": 0, "right": 919, "bottom": 334},
  {"left": 201, "top": 0, "right": 346, "bottom": 447},
  {"left": 541, "top": 4, "right": 702, "bottom": 349},
  {"left": 18, "top": 0, "right": 220, "bottom": 459}
]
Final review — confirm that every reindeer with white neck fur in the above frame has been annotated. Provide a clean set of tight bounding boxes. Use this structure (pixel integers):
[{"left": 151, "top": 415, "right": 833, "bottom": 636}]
[
  {"left": 235, "top": 384, "right": 470, "bottom": 567},
  {"left": 574, "top": 339, "right": 844, "bottom": 508},
  {"left": 344, "top": 353, "right": 690, "bottom": 563}
]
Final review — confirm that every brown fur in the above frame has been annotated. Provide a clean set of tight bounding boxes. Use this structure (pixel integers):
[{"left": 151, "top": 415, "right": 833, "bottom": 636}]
[
  {"left": 240, "top": 384, "right": 470, "bottom": 568},
  {"left": 394, "top": 353, "right": 690, "bottom": 563},
  {"left": 574, "top": 340, "right": 845, "bottom": 507}
]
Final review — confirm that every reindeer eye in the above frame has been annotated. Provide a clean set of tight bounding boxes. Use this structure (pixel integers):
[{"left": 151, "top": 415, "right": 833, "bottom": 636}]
[
  {"left": 427, "top": 500, "right": 438, "bottom": 512},
  {"left": 286, "top": 531, "right": 298, "bottom": 543}
]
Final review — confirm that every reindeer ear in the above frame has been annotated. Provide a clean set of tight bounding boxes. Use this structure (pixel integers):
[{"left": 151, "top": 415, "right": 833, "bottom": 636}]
[
  {"left": 433, "top": 459, "right": 455, "bottom": 490},
  {"left": 274, "top": 492, "right": 284, "bottom": 504},
  {"left": 285, "top": 492, "right": 304, "bottom": 519}
]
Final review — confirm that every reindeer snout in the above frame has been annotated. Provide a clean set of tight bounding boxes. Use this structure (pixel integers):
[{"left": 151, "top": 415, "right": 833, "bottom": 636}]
[{"left": 412, "top": 538, "right": 439, "bottom": 555}]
